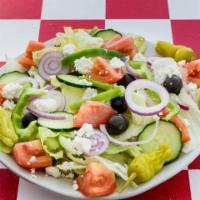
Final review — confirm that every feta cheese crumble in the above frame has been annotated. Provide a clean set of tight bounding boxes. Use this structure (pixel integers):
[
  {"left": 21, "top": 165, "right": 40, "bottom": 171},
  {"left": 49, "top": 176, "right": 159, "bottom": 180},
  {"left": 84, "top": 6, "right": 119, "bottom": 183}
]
[
  {"left": 72, "top": 180, "right": 79, "bottom": 191},
  {"left": 2, "top": 100, "right": 15, "bottom": 110},
  {"left": 82, "top": 88, "right": 97, "bottom": 100},
  {"left": 2, "top": 83, "right": 22, "bottom": 99},
  {"left": 151, "top": 58, "right": 182, "bottom": 84},
  {"left": 188, "top": 82, "right": 197, "bottom": 91},
  {"left": 63, "top": 44, "right": 76, "bottom": 55},
  {"left": 109, "top": 57, "right": 125, "bottom": 68},
  {"left": 45, "top": 166, "right": 61, "bottom": 178},
  {"left": 33, "top": 98, "right": 58, "bottom": 113},
  {"left": 73, "top": 136, "right": 92, "bottom": 155},
  {"left": 74, "top": 57, "right": 94, "bottom": 74}
]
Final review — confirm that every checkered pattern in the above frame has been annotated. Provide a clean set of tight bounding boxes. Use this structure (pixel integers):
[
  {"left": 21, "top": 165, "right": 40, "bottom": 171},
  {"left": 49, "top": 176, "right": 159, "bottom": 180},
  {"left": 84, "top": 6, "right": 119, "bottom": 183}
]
[{"left": 0, "top": 0, "right": 200, "bottom": 199}]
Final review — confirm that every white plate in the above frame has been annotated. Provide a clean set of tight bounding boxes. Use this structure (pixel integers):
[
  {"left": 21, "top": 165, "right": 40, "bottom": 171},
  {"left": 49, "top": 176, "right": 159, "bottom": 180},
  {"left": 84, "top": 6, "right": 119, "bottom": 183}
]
[{"left": 0, "top": 38, "right": 200, "bottom": 199}]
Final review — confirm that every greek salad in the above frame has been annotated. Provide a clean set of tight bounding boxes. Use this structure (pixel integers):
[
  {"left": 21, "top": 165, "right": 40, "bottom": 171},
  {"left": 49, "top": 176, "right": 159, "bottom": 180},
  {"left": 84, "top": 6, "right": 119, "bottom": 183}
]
[{"left": 1, "top": 27, "right": 200, "bottom": 197}]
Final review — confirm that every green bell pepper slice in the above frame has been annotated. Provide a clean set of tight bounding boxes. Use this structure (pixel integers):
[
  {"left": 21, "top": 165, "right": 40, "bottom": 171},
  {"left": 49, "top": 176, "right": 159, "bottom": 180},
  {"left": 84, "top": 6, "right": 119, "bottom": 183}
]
[
  {"left": 61, "top": 48, "right": 126, "bottom": 66},
  {"left": 12, "top": 85, "right": 46, "bottom": 141},
  {"left": 128, "top": 60, "right": 153, "bottom": 80},
  {"left": 69, "top": 86, "right": 125, "bottom": 112}
]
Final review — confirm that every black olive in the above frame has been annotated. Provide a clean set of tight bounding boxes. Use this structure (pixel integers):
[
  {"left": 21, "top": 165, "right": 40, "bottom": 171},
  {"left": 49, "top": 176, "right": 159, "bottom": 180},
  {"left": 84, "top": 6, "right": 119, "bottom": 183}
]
[
  {"left": 106, "top": 114, "right": 129, "bottom": 135},
  {"left": 22, "top": 112, "right": 38, "bottom": 128},
  {"left": 117, "top": 74, "right": 135, "bottom": 87},
  {"left": 111, "top": 96, "right": 128, "bottom": 113},
  {"left": 163, "top": 75, "right": 183, "bottom": 95}
]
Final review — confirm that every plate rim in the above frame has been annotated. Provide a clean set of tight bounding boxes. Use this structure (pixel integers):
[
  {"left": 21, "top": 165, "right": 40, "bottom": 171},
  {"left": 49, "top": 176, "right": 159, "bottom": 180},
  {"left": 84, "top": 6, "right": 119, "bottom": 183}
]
[{"left": 0, "top": 37, "right": 200, "bottom": 199}]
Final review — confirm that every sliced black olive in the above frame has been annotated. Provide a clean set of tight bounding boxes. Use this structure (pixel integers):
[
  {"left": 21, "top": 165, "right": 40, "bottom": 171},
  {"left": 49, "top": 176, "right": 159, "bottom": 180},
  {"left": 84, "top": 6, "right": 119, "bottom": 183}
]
[
  {"left": 111, "top": 96, "right": 128, "bottom": 113},
  {"left": 22, "top": 112, "right": 38, "bottom": 128},
  {"left": 106, "top": 114, "right": 129, "bottom": 135},
  {"left": 163, "top": 75, "right": 183, "bottom": 95},
  {"left": 117, "top": 74, "right": 135, "bottom": 87}
]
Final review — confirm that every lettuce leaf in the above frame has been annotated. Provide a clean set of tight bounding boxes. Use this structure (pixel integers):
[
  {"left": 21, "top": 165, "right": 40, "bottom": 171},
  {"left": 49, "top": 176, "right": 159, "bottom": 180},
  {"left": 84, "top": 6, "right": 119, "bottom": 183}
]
[{"left": 38, "top": 127, "right": 64, "bottom": 159}]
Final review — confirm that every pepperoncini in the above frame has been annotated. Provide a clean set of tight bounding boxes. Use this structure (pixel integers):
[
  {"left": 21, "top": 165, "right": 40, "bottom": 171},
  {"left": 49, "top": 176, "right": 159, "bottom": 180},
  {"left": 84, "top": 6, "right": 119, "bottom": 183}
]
[
  {"left": 155, "top": 41, "right": 196, "bottom": 62},
  {"left": 0, "top": 108, "right": 18, "bottom": 153},
  {"left": 119, "top": 144, "right": 172, "bottom": 192}
]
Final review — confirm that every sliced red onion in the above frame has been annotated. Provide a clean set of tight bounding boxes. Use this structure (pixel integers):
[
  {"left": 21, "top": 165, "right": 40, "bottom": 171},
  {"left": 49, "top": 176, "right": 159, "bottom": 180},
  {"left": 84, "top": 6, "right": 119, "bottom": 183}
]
[
  {"left": 177, "top": 101, "right": 189, "bottom": 111},
  {"left": 42, "top": 90, "right": 66, "bottom": 111},
  {"left": 27, "top": 106, "right": 66, "bottom": 120},
  {"left": 171, "top": 94, "right": 189, "bottom": 111},
  {"left": 15, "top": 77, "right": 39, "bottom": 88},
  {"left": 125, "top": 79, "right": 169, "bottom": 116},
  {"left": 44, "top": 84, "right": 57, "bottom": 90},
  {"left": 29, "top": 90, "right": 66, "bottom": 112},
  {"left": 126, "top": 65, "right": 142, "bottom": 79},
  {"left": 86, "top": 130, "right": 109, "bottom": 156},
  {"left": 38, "top": 52, "right": 63, "bottom": 80},
  {"left": 100, "top": 119, "right": 159, "bottom": 146}
]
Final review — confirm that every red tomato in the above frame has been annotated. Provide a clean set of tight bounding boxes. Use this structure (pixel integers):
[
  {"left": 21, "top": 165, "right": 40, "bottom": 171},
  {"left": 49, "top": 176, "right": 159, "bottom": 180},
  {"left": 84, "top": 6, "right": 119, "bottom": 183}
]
[
  {"left": 13, "top": 140, "right": 52, "bottom": 169},
  {"left": 104, "top": 36, "right": 135, "bottom": 57},
  {"left": 184, "top": 59, "right": 200, "bottom": 87},
  {"left": 90, "top": 57, "right": 124, "bottom": 84},
  {"left": 74, "top": 101, "right": 117, "bottom": 128},
  {"left": 77, "top": 162, "right": 116, "bottom": 197}
]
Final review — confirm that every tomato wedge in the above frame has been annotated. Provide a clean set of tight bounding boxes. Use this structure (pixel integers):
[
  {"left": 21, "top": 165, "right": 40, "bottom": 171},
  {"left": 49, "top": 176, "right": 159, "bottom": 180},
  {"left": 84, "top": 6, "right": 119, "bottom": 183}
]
[
  {"left": 13, "top": 140, "right": 52, "bottom": 169},
  {"left": 77, "top": 162, "right": 116, "bottom": 197},
  {"left": 104, "top": 36, "right": 135, "bottom": 57},
  {"left": 19, "top": 40, "right": 45, "bottom": 69},
  {"left": 171, "top": 116, "right": 191, "bottom": 143},
  {"left": 74, "top": 101, "right": 117, "bottom": 128},
  {"left": 90, "top": 57, "right": 124, "bottom": 84},
  {"left": 184, "top": 59, "right": 200, "bottom": 87}
]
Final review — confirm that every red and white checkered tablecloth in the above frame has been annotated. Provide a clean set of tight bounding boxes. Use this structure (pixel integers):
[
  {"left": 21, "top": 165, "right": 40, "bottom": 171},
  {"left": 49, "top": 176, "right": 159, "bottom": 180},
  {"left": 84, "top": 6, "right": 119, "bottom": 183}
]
[{"left": 0, "top": 0, "right": 200, "bottom": 199}]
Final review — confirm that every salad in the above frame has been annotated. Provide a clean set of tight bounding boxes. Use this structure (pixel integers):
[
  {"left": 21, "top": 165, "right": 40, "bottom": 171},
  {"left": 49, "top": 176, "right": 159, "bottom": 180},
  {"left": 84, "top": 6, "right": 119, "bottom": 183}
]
[{"left": 0, "top": 27, "right": 200, "bottom": 197}]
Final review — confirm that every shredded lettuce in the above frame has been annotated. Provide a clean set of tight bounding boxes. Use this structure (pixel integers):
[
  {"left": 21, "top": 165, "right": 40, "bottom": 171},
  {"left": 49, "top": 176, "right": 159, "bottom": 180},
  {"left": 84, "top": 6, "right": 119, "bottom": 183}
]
[
  {"left": 38, "top": 127, "right": 64, "bottom": 159},
  {"left": 55, "top": 27, "right": 103, "bottom": 50},
  {"left": 86, "top": 156, "right": 128, "bottom": 181}
]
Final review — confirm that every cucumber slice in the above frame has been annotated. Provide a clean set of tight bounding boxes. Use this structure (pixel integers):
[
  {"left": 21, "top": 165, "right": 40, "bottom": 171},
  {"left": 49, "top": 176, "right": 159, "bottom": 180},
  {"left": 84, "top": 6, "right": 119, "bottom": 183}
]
[
  {"left": 94, "top": 29, "right": 122, "bottom": 41},
  {"left": 57, "top": 74, "right": 112, "bottom": 90},
  {"left": 56, "top": 74, "right": 93, "bottom": 88},
  {"left": 61, "top": 48, "right": 126, "bottom": 66},
  {"left": 37, "top": 112, "right": 75, "bottom": 131},
  {"left": 0, "top": 71, "right": 29, "bottom": 84},
  {"left": 138, "top": 120, "right": 183, "bottom": 162}
]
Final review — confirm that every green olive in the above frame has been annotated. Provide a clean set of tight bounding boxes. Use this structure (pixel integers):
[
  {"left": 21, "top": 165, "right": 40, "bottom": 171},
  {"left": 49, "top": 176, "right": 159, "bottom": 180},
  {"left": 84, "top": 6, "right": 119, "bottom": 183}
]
[{"left": 174, "top": 47, "right": 196, "bottom": 62}]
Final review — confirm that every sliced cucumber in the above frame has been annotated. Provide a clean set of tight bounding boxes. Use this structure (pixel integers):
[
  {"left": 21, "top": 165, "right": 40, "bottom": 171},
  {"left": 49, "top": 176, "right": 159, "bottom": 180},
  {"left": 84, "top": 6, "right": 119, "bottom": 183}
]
[
  {"left": 0, "top": 71, "right": 29, "bottom": 84},
  {"left": 37, "top": 112, "right": 75, "bottom": 131},
  {"left": 56, "top": 74, "right": 93, "bottom": 88},
  {"left": 56, "top": 74, "right": 112, "bottom": 90},
  {"left": 138, "top": 120, "right": 183, "bottom": 162},
  {"left": 94, "top": 29, "right": 122, "bottom": 41}
]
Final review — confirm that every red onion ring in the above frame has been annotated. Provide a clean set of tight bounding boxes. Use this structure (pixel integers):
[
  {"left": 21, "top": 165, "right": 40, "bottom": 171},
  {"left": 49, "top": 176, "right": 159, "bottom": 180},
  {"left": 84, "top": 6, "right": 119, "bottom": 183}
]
[
  {"left": 29, "top": 90, "right": 66, "bottom": 112},
  {"left": 176, "top": 101, "right": 189, "bottom": 111},
  {"left": 100, "top": 120, "right": 159, "bottom": 146},
  {"left": 126, "top": 65, "right": 142, "bottom": 79},
  {"left": 86, "top": 130, "right": 109, "bottom": 156},
  {"left": 27, "top": 106, "right": 66, "bottom": 120},
  {"left": 38, "top": 52, "right": 63, "bottom": 80},
  {"left": 125, "top": 79, "right": 169, "bottom": 116},
  {"left": 15, "top": 77, "right": 39, "bottom": 88}
]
